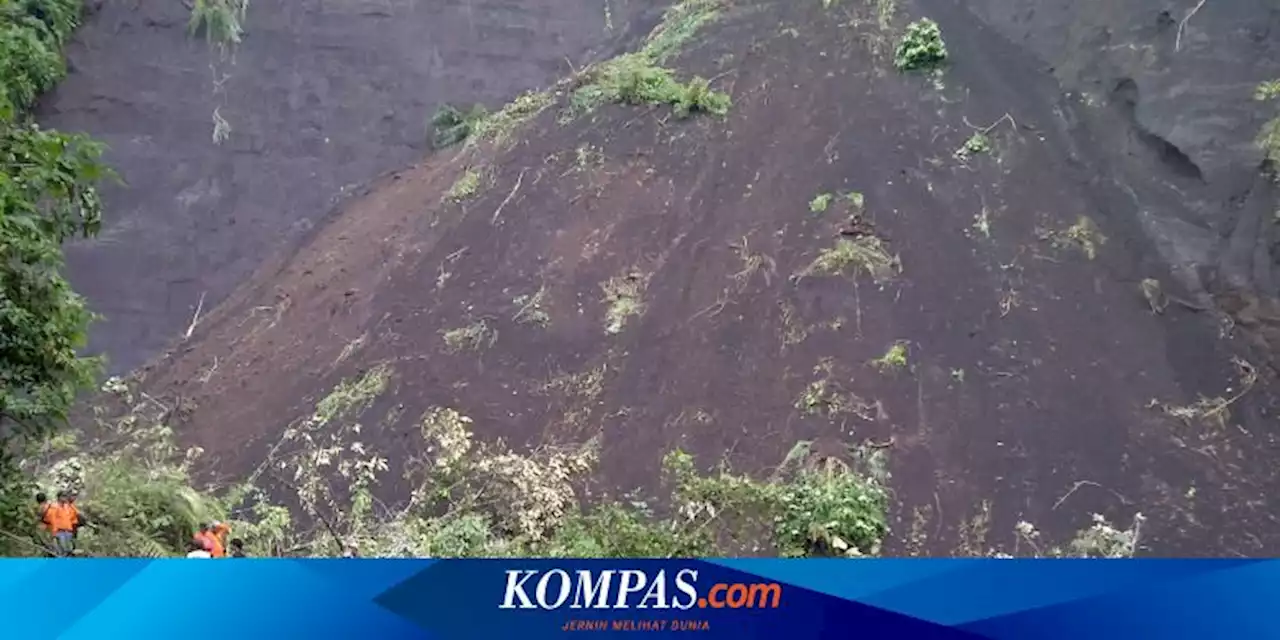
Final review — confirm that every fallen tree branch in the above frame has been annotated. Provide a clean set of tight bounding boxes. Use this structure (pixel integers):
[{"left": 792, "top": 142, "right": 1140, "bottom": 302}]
[
  {"left": 963, "top": 112, "right": 1017, "bottom": 135},
  {"left": 1176, "top": 0, "right": 1208, "bottom": 52},
  {"left": 184, "top": 291, "right": 206, "bottom": 339},
  {"left": 491, "top": 168, "right": 527, "bottom": 225}
]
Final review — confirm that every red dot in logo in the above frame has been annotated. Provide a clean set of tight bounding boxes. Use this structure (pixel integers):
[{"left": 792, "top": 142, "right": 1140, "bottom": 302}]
[{"left": 698, "top": 598, "right": 707, "bottom": 608}]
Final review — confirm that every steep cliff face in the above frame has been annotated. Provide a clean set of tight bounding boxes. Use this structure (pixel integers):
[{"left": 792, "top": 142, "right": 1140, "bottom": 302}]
[
  {"left": 963, "top": 0, "right": 1280, "bottom": 297},
  {"left": 41, "top": 0, "right": 666, "bottom": 372},
  {"left": 123, "top": 0, "right": 1280, "bottom": 555}
]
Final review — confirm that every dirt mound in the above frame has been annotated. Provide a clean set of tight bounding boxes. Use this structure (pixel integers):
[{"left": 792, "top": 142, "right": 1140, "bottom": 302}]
[
  {"left": 42, "top": 0, "right": 668, "bottom": 373},
  {"left": 141, "top": 0, "right": 1280, "bottom": 555}
]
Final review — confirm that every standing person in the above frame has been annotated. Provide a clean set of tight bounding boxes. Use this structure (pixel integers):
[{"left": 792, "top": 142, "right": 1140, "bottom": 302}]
[
  {"left": 42, "top": 491, "right": 80, "bottom": 556},
  {"left": 207, "top": 521, "right": 230, "bottom": 558},
  {"left": 228, "top": 538, "right": 246, "bottom": 558},
  {"left": 35, "top": 493, "right": 50, "bottom": 531}
]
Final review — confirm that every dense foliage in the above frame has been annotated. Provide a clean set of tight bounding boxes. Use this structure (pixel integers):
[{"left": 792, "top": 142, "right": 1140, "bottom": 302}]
[
  {"left": 0, "top": 0, "right": 111, "bottom": 552},
  {"left": 894, "top": 18, "right": 948, "bottom": 72}
]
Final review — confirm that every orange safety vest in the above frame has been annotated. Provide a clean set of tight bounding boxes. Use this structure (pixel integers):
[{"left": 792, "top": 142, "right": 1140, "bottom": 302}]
[
  {"left": 203, "top": 523, "right": 230, "bottom": 558},
  {"left": 43, "top": 503, "right": 78, "bottom": 533}
]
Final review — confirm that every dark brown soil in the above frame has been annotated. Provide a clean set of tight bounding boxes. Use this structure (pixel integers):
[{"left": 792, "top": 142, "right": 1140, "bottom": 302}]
[
  {"left": 41, "top": 0, "right": 669, "bottom": 373},
  {"left": 136, "top": 0, "right": 1280, "bottom": 555}
]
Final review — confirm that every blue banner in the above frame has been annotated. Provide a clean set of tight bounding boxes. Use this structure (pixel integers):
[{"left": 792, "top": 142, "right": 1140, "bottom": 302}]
[{"left": 3, "top": 559, "right": 1275, "bottom": 638}]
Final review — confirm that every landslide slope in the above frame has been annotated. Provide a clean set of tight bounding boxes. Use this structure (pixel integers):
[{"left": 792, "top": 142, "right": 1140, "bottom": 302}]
[
  {"left": 140, "top": 0, "right": 1280, "bottom": 555},
  {"left": 43, "top": 0, "right": 669, "bottom": 373}
]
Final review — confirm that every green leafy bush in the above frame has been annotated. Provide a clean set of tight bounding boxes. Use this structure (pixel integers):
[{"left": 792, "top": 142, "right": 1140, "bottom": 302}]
[
  {"left": 188, "top": 0, "right": 249, "bottom": 46},
  {"left": 430, "top": 103, "right": 489, "bottom": 149},
  {"left": 570, "top": 55, "right": 731, "bottom": 119},
  {"left": 894, "top": 18, "right": 948, "bottom": 72},
  {"left": 0, "top": 0, "right": 113, "bottom": 554}
]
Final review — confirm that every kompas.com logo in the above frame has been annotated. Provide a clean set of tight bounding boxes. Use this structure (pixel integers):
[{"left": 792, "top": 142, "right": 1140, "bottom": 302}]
[{"left": 499, "top": 568, "right": 783, "bottom": 610}]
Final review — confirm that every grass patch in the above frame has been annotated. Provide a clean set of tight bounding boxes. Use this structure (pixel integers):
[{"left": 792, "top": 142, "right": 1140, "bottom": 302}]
[
  {"left": 644, "top": 0, "right": 726, "bottom": 64},
  {"left": 566, "top": 0, "right": 730, "bottom": 121},
  {"left": 1039, "top": 216, "right": 1107, "bottom": 260},
  {"left": 433, "top": 91, "right": 555, "bottom": 149},
  {"left": 569, "top": 55, "right": 731, "bottom": 119},
  {"left": 471, "top": 91, "right": 554, "bottom": 147},
  {"left": 794, "top": 236, "right": 900, "bottom": 283},
  {"left": 445, "top": 168, "right": 484, "bottom": 203},
  {"left": 894, "top": 18, "right": 947, "bottom": 72},
  {"left": 810, "top": 192, "right": 834, "bottom": 213},
  {"left": 870, "top": 342, "right": 908, "bottom": 371},
  {"left": 601, "top": 270, "right": 651, "bottom": 335},
  {"left": 312, "top": 365, "right": 393, "bottom": 428},
  {"left": 442, "top": 319, "right": 498, "bottom": 353}
]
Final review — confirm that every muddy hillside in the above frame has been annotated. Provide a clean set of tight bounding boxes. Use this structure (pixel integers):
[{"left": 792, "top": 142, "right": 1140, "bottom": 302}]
[
  {"left": 124, "top": 0, "right": 1280, "bottom": 555},
  {"left": 42, "top": 0, "right": 669, "bottom": 373}
]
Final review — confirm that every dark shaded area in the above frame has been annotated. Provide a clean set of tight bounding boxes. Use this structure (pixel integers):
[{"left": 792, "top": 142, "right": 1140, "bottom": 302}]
[{"left": 40, "top": 0, "right": 667, "bottom": 373}]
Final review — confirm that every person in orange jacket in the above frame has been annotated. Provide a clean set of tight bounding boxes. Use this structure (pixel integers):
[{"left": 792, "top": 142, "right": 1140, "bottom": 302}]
[
  {"left": 194, "top": 521, "right": 232, "bottom": 557},
  {"left": 208, "top": 521, "right": 230, "bottom": 557},
  {"left": 43, "top": 491, "right": 83, "bottom": 556}
]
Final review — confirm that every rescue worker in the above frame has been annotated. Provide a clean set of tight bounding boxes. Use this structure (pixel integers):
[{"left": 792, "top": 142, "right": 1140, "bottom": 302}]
[
  {"left": 194, "top": 521, "right": 232, "bottom": 557},
  {"left": 207, "top": 521, "right": 230, "bottom": 558},
  {"left": 42, "top": 491, "right": 81, "bottom": 556}
]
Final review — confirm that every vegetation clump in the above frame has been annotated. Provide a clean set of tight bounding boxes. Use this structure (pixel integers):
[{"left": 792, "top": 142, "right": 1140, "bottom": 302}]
[
  {"left": 810, "top": 192, "right": 834, "bottom": 213},
  {"left": 1255, "top": 80, "right": 1280, "bottom": 102},
  {"left": 188, "top": 0, "right": 249, "bottom": 47},
  {"left": 567, "top": 0, "right": 731, "bottom": 120},
  {"left": 569, "top": 55, "right": 730, "bottom": 120},
  {"left": 1256, "top": 80, "right": 1280, "bottom": 167},
  {"left": 795, "top": 237, "right": 900, "bottom": 283},
  {"left": 870, "top": 342, "right": 909, "bottom": 371},
  {"left": 430, "top": 104, "right": 489, "bottom": 149},
  {"left": 0, "top": 0, "right": 110, "bottom": 508},
  {"left": 894, "top": 18, "right": 948, "bottom": 72},
  {"left": 1040, "top": 216, "right": 1107, "bottom": 260},
  {"left": 601, "top": 270, "right": 651, "bottom": 335},
  {"left": 442, "top": 320, "right": 499, "bottom": 353},
  {"left": 955, "top": 132, "right": 991, "bottom": 160},
  {"left": 7, "top": 375, "right": 1151, "bottom": 561},
  {"left": 445, "top": 167, "right": 484, "bottom": 203}
]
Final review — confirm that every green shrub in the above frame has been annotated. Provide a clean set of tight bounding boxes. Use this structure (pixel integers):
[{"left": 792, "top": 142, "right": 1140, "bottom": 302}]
[
  {"left": 0, "top": 0, "right": 112, "bottom": 556},
  {"left": 188, "top": 0, "right": 249, "bottom": 46},
  {"left": 894, "top": 18, "right": 947, "bottom": 72},
  {"left": 430, "top": 103, "right": 489, "bottom": 149},
  {"left": 0, "top": 1, "right": 74, "bottom": 118},
  {"left": 569, "top": 54, "right": 731, "bottom": 120}
]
